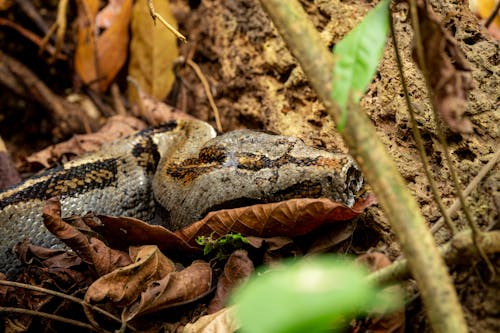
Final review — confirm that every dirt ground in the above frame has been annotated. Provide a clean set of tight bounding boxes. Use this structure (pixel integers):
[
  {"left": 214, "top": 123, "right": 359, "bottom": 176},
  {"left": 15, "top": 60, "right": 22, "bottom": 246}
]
[{"left": 0, "top": 0, "right": 498, "bottom": 331}]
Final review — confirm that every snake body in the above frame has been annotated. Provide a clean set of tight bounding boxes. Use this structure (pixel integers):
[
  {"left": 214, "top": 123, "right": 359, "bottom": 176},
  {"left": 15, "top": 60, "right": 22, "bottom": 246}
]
[{"left": 0, "top": 120, "right": 362, "bottom": 276}]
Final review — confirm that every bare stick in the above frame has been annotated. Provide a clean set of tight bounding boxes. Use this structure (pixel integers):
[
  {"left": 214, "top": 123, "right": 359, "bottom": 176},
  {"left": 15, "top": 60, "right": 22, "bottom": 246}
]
[
  {"left": 186, "top": 59, "right": 223, "bottom": 133},
  {"left": 0, "top": 280, "right": 136, "bottom": 331},
  {"left": 431, "top": 147, "right": 500, "bottom": 234},
  {"left": 0, "top": 306, "right": 111, "bottom": 333}
]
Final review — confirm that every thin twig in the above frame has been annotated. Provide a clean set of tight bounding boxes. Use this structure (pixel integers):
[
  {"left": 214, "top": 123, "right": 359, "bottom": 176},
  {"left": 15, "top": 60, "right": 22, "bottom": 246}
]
[
  {"left": 0, "top": 280, "right": 136, "bottom": 331},
  {"left": 39, "top": 0, "right": 68, "bottom": 63},
  {"left": 0, "top": 19, "right": 67, "bottom": 60},
  {"left": 147, "top": 0, "right": 187, "bottom": 43},
  {"left": 389, "top": 14, "right": 457, "bottom": 234},
  {"left": 484, "top": 0, "right": 500, "bottom": 28},
  {"left": 186, "top": 59, "right": 223, "bottom": 133},
  {"left": 409, "top": 0, "right": 496, "bottom": 278},
  {"left": 0, "top": 306, "right": 111, "bottom": 333},
  {"left": 53, "top": 0, "right": 68, "bottom": 63},
  {"left": 15, "top": 0, "right": 50, "bottom": 33},
  {"left": 431, "top": 146, "right": 500, "bottom": 234},
  {"left": 368, "top": 230, "right": 500, "bottom": 286}
]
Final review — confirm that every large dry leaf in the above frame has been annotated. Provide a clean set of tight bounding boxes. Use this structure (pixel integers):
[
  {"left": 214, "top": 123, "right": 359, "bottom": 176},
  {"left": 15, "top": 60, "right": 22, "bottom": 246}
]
[
  {"left": 85, "top": 245, "right": 175, "bottom": 306},
  {"left": 208, "top": 250, "right": 254, "bottom": 314},
  {"left": 414, "top": 1, "right": 474, "bottom": 133},
  {"left": 42, "top": 198, "right": 132, "bottom": 276},
  {"left": 183, "top": 307, "right": 240, "bottom": 333},
  {"left": 87, "top": 214, "right": 200, "bottom": 255},
  {"left": 122, "top": 260, "right": 212, "bottom": 321},
  {"left": 176, "top": 196, "right": 375, "bottom": 246},
  {"left": 127, "top": 0, "right": 178, "bottom": 102},
  {"left": 26, "top": 115, "right": 146, "bottom": 168},
  {"left": 75, "top": 0, "right": 132, "bottom": 91}
]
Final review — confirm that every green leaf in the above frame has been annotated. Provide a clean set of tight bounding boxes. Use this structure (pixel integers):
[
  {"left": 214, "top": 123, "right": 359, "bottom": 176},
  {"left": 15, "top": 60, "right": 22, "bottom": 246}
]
[
  {"left": 332, "top": 0, "right": 391, "bottom": 130},
  {"left": 231, "top": 256, "right": 400, "bottom": 333}
]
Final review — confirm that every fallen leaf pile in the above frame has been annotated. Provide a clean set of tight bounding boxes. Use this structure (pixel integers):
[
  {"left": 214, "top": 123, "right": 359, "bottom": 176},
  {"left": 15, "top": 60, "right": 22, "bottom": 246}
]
[{"left": 0, "top": 191, "right": 393, "bottom": 332}]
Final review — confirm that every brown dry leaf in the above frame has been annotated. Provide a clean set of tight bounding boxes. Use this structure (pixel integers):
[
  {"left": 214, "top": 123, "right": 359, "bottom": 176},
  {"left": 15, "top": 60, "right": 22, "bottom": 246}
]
[
  {"left": 176, "top": 197, "right": 374, "bottom": 246},
  {"left": 96, "top": 0, "right": 125, "bottom": 29},
  {"left": 132, "top": 84, "right": 197, "bottom": 125},
  {"left": 75, "top": 0, "right": 132, "bottom": 91},
  {"left": 306, "top": 220, "right": 356, "bottom": 254},
  {"left": 85, "top": 245, "right": 175, "bottom": 307},
  {"left": 246, "top": 236, "right": 300, "bottom": 266},
  {"left": 208, "top": 250, "right": 254, "bottom": 314},
  {"left": 88, "top": 214, "right": 200, "bottom": 255},
  {"left": 15, "top": 240, "right": 82, "bottom": 270},
  {"left": 414, "top": 1, "right": 474, "bottom": 133},
  {"left": 122, "top": 260, "right": 212, "bottom": 321},
  {"left": 0, "top": 138, "right": 21, "bottom": 189},
  {"left": 42, "top": 198, "right": 97, "bottom": 264},
  {"left": 41, "top": 198, "right": 132, "bottom": 276},
  {"left": 183, "top": 306, "right": 240, "bottom": 333},
  {"left": 127, "top": 0, "right": 179, "bottom": 102},
  {"left": 26, "top": 115, "right": 146, "bottom": 168},
  {"left": 355, "top": 253, "right": 405, "bottom": 333}
]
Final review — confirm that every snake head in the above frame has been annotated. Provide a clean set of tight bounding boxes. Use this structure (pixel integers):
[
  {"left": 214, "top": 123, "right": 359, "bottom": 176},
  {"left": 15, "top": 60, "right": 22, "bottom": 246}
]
[{"left": 154, "top": 130, "right": 363, "bottom": 230}]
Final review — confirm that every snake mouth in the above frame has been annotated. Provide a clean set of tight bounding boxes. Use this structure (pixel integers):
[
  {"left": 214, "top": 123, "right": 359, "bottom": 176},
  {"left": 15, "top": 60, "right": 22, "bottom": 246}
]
[{"left": 344, "top": 164, "right": 363, "bottom": 206}]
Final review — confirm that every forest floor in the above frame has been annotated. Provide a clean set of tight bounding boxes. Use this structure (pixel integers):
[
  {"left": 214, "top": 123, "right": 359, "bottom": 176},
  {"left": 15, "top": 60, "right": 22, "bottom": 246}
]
[{"left": 0, "top": 0, "right": 498, "bottom": 332}]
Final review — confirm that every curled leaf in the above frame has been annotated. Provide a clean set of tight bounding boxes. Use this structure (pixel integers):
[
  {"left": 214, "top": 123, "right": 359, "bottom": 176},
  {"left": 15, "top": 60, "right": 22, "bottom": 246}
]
[
  {"left": 413, "top": 1, "right": 474, "bottom": 133},
  {"left": 122, "top": 260, "right": 212, "bottom": 321},
  {"left": 42, "top": 198, "right": 132, "bottom": 275},
  {"left": 85, "top": 245, "right": 175, "bottom": 306},
  {"left": 208, "top": 250, "right": 254, "bottom": 314},
  {"left": 176, "top": 196, "right": 374, "bottom": 246}
]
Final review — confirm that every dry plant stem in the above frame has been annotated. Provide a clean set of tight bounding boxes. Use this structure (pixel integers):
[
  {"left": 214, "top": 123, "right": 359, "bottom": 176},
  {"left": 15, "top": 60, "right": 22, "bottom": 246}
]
[
  {"left": 258, "top": 1, "right": 467, "bottom": 332},
  {"left": 485, "top": 0, "right": 500, "bottom": 28},
  {"left": 39, "top": 0, "right": 68, "bottom": 62},
  {"left": 147, "top": 0, "right": 187, "bottom": 43},
  {"left": 0, "top": 280, "right": 136, "bottom": 331},
  {"left": 53, "top": 0, "right": 68, "bottom": 63},
  {"left": 111, "top": 84, "right": 127, "bottom": 115},
  {"left": 16, "top": 0, "right": 50, "bottom": 33},
  {"left": 409, "top": 0, "right": 495, "bottom": 278},
  {"left": 389, "top": 15, "right": 457, "bottom": 234},
  {"left": 0, "top": 51, "right": 93, "bottom": 136},
  {"left": 368, "top": 230, "right": 500, "bottom": 286},
  {"left": 431, "top": 146, "right": 500, "bottom": 234},
  {"left": 0, "top": 307, "right": 111, "bottom": 333},
  {"left": 0, "top": 19, "right": 67, "bottom": 60},
  {"left": 186, "top": 59, "right": 223, "bottom": 133}
]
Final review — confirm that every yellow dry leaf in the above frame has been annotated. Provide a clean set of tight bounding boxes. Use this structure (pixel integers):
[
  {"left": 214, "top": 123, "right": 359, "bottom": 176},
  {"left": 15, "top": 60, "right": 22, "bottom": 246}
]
[{"left": 128, "top": 0, "right": 179, "bottom": 102}]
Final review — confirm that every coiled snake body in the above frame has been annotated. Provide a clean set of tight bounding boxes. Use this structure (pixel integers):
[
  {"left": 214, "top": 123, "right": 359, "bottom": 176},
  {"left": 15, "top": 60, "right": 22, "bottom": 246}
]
[{"left": 0, "top": 120, "right": 363, "bottom": 276}]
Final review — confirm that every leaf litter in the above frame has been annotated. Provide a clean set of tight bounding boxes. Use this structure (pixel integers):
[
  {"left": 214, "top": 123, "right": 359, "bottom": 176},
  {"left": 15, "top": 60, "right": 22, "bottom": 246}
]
[{"left": 0, "top": 1, "right": 426, "bottom": 331}]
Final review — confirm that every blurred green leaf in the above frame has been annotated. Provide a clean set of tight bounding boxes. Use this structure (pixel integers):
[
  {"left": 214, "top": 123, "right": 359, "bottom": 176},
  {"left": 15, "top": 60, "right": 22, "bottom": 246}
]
[{"left": 231, "top": 256, "right": 401, "bottom": 333}]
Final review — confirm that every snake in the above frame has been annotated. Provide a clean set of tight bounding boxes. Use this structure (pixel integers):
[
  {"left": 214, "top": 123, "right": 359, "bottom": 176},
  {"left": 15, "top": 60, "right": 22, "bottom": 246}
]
[{"left": 0, "top": 119, "right": 363, "bottom": 276}]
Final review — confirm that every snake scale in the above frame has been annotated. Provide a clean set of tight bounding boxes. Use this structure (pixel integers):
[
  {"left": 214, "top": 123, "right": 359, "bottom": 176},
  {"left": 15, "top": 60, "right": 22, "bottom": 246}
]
[{"left": 0, "top": 120, "right": 363, "bottom": 276}]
